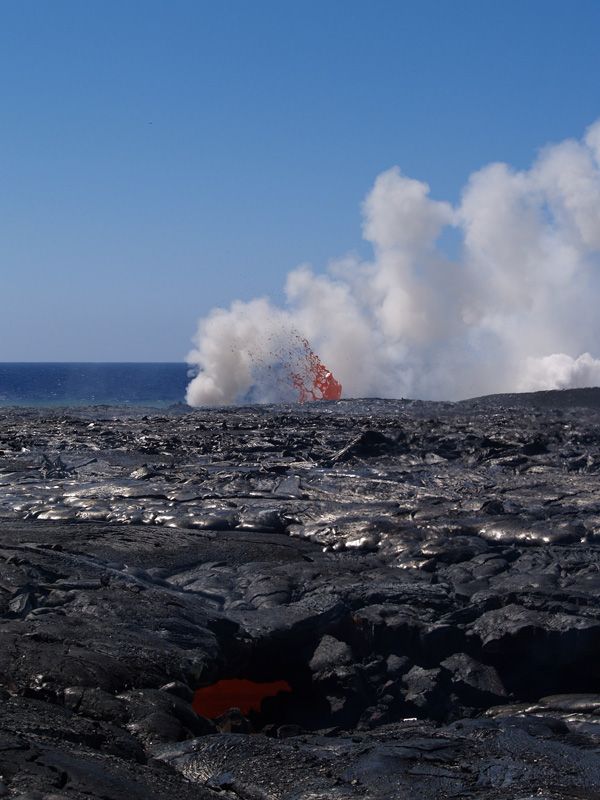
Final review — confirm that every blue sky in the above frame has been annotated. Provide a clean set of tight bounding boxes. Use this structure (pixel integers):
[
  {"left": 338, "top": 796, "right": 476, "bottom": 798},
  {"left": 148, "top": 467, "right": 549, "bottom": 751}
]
[{"left": 2, "top": 0, "right": 600, "bottom": 361}]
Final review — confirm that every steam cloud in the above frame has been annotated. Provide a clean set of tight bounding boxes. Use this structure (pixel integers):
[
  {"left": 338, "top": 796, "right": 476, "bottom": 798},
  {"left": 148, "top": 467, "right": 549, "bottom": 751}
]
[{"left": 187, "top": 120, "right": 600, "bottom": 406}]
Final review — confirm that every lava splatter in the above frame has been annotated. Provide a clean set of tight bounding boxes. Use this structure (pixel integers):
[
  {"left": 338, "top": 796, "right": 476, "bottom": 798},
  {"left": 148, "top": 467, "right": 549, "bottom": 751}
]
[
  {"left": 242, "top": 332, "right": 342, "bottom": 404},
  {"left": 290, "top": 337, "right": 342, "bottom": 402}
]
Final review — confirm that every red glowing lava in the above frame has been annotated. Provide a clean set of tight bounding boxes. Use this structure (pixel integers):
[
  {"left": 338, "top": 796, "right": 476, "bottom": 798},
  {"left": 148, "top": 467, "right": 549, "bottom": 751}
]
[
  {"left": 290, "top": 338, "right": 342, "bottom": 403},
  {"left": 192, "top": 678, "right": 292, "bottom": 718},
  {"left": 245, "top": 332, "right": 342, "bottom": 404}
]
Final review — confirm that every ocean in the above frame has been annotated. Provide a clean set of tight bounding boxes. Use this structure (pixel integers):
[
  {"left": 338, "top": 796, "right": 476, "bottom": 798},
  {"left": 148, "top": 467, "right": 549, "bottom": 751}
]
[{"left": 0, "top": 363, "right": 191, "bottom": 407}]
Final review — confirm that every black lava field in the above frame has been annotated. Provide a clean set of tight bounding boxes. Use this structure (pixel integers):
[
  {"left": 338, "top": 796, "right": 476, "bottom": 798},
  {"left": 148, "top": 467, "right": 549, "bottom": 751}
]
[{"left": 2, "top": 390, "right": 600, "bottom": 799}]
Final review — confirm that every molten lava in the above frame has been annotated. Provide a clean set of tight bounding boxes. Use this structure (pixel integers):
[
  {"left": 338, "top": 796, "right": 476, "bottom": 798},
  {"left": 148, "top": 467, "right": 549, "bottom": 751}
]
[
  {"left": 290, "top": 338, "right": 342, "bottom": 403},
  {"left": 244, "top": 332, "right": 342, "bottom": 404},
  {"left": 192, "top": 678, "right": 292, "bottom": 718}
]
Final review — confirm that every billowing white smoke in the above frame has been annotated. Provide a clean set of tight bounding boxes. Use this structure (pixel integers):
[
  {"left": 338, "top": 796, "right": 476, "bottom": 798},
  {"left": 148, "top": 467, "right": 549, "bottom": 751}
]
[
  {"left": 187, "top": 120, "right": 600, "bottom": 405},
  {"left": 521, "top": 353, "right": 600, "bottom": 392}
]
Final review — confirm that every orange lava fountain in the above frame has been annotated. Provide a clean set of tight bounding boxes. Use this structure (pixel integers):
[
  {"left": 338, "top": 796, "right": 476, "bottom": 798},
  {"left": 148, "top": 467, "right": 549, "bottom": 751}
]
[
  {"left": 245, "top": 332, "right": 342, "bottom": 404},
  {"left": 290, "top": 338, "right": 342, "bottom": 403}
]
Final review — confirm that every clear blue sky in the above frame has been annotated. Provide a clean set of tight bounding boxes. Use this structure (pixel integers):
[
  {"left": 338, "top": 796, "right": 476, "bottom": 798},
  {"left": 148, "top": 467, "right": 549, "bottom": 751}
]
[{"left": 2, "top": 0, "right": 600, "bottom": 361}]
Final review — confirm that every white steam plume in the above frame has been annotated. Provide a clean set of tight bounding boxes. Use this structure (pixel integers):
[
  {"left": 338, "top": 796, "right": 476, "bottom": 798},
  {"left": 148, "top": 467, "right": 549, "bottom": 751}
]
[{"left": 187, "top": 120, "right": 600, "bottom": 406}]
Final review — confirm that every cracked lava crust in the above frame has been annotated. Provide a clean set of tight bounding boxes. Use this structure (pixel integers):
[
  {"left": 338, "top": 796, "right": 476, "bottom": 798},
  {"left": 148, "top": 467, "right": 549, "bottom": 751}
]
[{"left": 1, "top": 390, "right": 600, "bottom": 798}]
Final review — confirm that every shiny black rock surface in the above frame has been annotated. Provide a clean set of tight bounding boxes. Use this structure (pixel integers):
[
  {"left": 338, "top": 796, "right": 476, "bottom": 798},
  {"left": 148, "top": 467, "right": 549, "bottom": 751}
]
[{"left": 1, "top": 391, "right": 600, "bottom": 798}]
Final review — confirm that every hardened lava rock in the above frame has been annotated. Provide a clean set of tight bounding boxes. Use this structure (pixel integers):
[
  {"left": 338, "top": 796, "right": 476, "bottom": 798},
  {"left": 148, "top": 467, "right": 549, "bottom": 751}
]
[{"left": 1, "top": 390, "right": 600, "bottom": 797}]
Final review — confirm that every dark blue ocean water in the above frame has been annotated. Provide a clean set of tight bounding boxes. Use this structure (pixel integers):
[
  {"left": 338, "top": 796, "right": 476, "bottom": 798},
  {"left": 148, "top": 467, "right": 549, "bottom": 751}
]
[{"left": 0, "top": 363, "right": 191, "bottom": 407}]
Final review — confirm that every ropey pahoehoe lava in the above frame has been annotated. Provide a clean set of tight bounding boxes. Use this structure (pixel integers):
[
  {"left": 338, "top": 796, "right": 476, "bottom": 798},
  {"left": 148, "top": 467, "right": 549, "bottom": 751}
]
[{"left": 3, "top": 393, "right": 600, "bottom": 796}]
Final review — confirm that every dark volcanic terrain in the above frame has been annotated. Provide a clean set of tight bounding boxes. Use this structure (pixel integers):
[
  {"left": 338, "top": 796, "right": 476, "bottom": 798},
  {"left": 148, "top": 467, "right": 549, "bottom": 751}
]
[{"left": 1, "top": 392, "right": 600, "bottom": 798}]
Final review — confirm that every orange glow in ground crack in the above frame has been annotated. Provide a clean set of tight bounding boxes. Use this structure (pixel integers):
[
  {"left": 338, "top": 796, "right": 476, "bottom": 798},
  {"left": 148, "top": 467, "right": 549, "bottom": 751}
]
[{"left": 192, "top": 678, "right": 292, "bottom": 718}]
